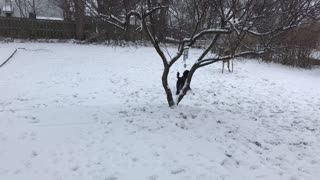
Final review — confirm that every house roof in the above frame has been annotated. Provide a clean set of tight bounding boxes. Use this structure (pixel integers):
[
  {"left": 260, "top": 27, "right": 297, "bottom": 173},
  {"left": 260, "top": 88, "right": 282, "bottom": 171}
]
[{"left": 37, "top": 16, "right": 64, "bottom": 21}]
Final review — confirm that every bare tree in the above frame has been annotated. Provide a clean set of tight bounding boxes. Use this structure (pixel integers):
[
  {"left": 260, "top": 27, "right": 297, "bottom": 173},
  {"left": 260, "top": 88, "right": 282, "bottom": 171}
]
[
  {"left": 140, "top": 0, "right": 320, "bottom": 107},
  {"left": 53, "top": 0, "right": 73, "bottom": 20},
  {"left": 260, "top": 1, "right": 320, "bottom": 68},
  {"left": 73, "top": 0, "right": 85, "bottom": 40},
  {"left": 14, "top": 0, "right": 28, "bottom": 17},
  {"left": 85, "top": 0, "right": 320, "bottom": 107},
  {"left": 14, "top": 0, "right": 44, "bottom": 17},
  {"left": 264, "top": 24, "right": 320, "bottom": 68}
]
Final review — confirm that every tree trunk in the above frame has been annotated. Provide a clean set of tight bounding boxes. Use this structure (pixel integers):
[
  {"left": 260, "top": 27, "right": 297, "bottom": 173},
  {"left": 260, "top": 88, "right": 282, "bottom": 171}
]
[
  {"left": 162, "top": 66, "right": 175, "bottom": 107},
  {"left": 63, "top": 0, "right": 72, "bottom": 21},
  {"left": 176, "top": 34, "right": 221, "bottom": 105},
  {"left": 176, "top": 64, "right": 198, "bottom": 105},
  {"left": 158, "top": 0, "right": 169, "bottom": 42},
  {"left": 74, "top": 0, "right": 85, "bottom": 40}
]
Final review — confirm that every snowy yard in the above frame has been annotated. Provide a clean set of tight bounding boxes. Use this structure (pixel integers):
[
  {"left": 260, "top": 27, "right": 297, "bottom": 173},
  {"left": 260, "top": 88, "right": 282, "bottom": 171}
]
[{"left": 0, "top": 42, "right": 320, "bottom": 180}]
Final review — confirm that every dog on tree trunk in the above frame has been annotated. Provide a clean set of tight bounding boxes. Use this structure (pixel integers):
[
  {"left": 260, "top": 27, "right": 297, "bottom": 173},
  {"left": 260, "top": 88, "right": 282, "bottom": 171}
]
[{"left": 176, "top": 70, "right": 190, "bottom": 95}]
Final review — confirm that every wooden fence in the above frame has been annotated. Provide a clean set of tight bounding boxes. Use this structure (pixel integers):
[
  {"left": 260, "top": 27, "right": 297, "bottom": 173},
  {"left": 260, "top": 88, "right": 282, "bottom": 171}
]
[
  {"left": 0, "top": 17, "right": 76, "bottom": 39},
  {"left": 0, "top": 17, "right": 146, "bottom": 41}
]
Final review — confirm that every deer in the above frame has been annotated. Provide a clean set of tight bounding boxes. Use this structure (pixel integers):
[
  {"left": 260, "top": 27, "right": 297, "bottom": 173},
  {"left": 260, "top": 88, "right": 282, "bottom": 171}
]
[{"left": 221, "top": 48, "right": 234, "bottom": 73}]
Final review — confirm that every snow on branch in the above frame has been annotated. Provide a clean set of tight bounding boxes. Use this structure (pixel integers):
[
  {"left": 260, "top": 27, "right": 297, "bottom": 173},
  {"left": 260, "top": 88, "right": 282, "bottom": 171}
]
[
  {"left": 83, "top": 1, "right": 126, "bottom": 31},
  {"left": 165, "top": 37, "right": 181, "bottom": 43},
  {"left": 144, "top": 6, "right": 167, "bottom": 17},
  {"left": 246, "top": 25, "right": 297, "bottom": 37},
  {"left": 184, "top": 28, "right": 232, "bottom": 44},
  {"left": 198, "top": 50, "right": 265, "bottom": 67},
  {"left": 110, "top": 14, "right": 126, "bottom": 24},
  {"left": 166, "top": 28, "right": 231, "bottom": 66},
  {"left": 126, "top": 11, "right": 142, "bottom": 21}
]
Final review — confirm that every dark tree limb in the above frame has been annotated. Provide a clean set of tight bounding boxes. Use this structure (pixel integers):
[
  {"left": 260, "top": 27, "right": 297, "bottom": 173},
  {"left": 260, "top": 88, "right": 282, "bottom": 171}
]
[{"left": 0, "top": 49, "right": 18, "bottom": 68}]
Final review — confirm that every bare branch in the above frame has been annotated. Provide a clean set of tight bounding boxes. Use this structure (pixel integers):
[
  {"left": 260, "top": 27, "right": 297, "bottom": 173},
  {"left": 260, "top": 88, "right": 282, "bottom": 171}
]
[{"left": 198, "top": 50, "right": 265, "bottom": 68}]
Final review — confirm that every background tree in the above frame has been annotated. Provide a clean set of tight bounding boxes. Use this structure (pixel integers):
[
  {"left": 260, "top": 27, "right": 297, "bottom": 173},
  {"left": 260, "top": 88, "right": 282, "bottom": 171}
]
[
  {"left": 74, "top": 0, "right": 85, "bottom": 40},
  {"left": 14, "top": 0, "right": 46, "bottom": 17},
  {"left": 54, "top": 0, "right": 73, "bottom": 20}
]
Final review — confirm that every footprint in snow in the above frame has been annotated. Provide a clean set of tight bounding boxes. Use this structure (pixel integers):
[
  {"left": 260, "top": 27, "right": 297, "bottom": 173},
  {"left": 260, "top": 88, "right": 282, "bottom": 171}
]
[
  {"left": 24, "top": 116, "right": 40, "bottom": 123},
  {"left": 14, "top": 169, "right": 21, "bottom": 174},
  {"left": 171, "top": 168, "right": 186, "bottom": 175},
  {"left": 220, "top": 158, "right": 240, "bottom": 167},
  {"left": 31, "top": 151, "right": 38, "bottom": 157},
  {"left": 31, "top": 118, "right": 40, "bottom": 124},
  {"left": 148, "top": 175, "right": 158, "bottom": 180},
  {"left": 105, "top": 176, "right": 118, "bottom": 180},
  {"left": 71, "top": 165, "right": 80, "bottom": 171},
  {"left": 132, "top": 157, "right": 138, "bottom": 162}
]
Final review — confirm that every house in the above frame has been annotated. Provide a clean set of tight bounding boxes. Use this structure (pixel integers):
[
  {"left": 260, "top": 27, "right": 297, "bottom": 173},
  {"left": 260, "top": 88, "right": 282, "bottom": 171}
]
[
  {"left": 0, "top": 0, "right": 63, "bottom": 19},
  {"left": 0, "top": 0, "right": 13, "bottom": 17}
]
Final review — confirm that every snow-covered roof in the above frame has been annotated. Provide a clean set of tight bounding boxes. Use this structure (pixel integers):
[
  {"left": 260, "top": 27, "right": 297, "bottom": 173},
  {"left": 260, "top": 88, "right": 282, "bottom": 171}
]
[
  {"left": 2, "top": 5, "right": 13, "bottom": 12},
  {"left": 36, "top": 16, "right": 64, "bottom": 21}
]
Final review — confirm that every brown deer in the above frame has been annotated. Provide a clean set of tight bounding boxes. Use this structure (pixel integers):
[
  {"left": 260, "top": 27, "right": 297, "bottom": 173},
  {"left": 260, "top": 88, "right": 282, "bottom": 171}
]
[{"left": 221, "top": 49, "right": 234, "bottom": 73}]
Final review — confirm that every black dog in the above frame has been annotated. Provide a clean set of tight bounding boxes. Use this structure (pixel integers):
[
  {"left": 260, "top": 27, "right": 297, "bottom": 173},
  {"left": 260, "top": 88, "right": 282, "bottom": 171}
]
[{"left": 176, "top": 70, "right": 190, "bottom": 95}]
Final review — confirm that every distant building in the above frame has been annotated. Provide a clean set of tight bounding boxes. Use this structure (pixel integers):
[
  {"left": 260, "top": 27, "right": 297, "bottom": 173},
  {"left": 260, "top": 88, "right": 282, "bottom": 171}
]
[
  {"left": 0, "top": 0, "right": 13, "bottom": 17},
  {"left": 0, "top": 0, "right": 63, "bottom": 19}
]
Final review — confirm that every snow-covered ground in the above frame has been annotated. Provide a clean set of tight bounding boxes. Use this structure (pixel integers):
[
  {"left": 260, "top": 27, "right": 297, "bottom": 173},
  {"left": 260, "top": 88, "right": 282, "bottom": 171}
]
[{"left": 0, "top": 42, "right": 319, "bottom": 180}]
